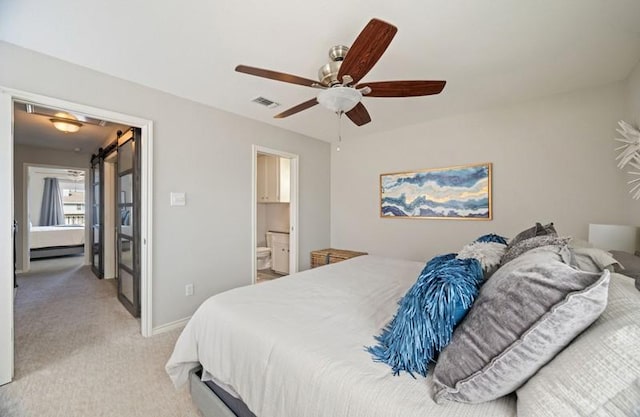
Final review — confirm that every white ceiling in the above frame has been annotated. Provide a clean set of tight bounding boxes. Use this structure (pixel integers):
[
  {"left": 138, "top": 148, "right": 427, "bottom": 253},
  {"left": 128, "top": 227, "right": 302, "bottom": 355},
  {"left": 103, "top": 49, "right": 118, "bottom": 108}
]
[
  {"left": 28, "top": 166, "right": 86, "bottom": 184},
  {"left": 13, "top": 102, "right": 128, "bottom": 153},
  {"left": 2, "top": 0, "right": 640, "bottom": 142}
]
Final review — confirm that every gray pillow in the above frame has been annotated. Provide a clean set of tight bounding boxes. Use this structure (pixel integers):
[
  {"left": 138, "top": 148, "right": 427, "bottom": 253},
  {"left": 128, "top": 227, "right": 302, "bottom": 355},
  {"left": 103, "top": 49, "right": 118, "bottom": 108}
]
[
  {"left": 507, "top": 223, "right": 541, "bottom": 247},
  {"left": 570, "top": 247, "right": 622, "bottom": 273},
  {"left": 539, "top": 222, "right": 557, "bottom": 236},
  {"left": 432, "top": 245, "right": 610, "bottom": 404},
  {"left": 609, "top": 250, "right": 640, "bottom": 279},
  {"left": 610, "top": 250, "right": 640, "bottom": 292},
  {"left": 517, "top": 273, "right": 640, "bottom": 416},
  {"left": 501, "top": 235, "right": 570, "bottom": 265},
  {"left": 506, "top": 222, "right": 557, "bottom": 250}
]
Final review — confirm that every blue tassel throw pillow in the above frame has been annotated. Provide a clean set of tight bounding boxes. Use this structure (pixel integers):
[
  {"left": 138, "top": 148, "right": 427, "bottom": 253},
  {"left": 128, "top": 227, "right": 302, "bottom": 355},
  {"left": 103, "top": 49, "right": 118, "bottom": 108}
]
[
  {"left": 475, "top": 233, "right": 508, "bottom": 245},
  {"left": 367, "top": 255, "right": 483, "bottom": 377}
]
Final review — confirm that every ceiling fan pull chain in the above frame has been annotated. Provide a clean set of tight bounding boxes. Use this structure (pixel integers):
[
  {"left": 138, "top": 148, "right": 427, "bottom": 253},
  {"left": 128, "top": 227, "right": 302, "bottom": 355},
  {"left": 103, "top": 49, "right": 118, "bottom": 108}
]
[{"left": 337, "top": 111, "right": 343, "bottom": 151}]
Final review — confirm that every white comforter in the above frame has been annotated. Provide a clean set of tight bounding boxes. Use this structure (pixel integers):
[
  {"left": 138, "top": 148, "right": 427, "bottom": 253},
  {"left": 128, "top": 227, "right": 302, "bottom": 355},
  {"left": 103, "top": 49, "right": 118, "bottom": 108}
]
[
  {"left": 30, "top": 225, "right": 85, "bottom": 249},
  {"left": 166, "top": 255, "right": 516, "bottom": 417}
]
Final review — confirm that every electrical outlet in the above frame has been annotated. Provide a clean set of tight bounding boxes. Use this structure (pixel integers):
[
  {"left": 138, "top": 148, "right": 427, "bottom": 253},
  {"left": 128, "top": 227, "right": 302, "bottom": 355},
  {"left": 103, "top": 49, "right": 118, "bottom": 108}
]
[{"left": 185, "top": 283, "right": 194, "bottom": 296}]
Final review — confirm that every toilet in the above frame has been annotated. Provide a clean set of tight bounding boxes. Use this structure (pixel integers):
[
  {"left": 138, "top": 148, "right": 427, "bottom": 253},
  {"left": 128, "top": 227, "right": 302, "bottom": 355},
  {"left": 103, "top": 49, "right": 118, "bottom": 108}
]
[{"left": 256, "top": 232, "right": 274, "bottom": 270}]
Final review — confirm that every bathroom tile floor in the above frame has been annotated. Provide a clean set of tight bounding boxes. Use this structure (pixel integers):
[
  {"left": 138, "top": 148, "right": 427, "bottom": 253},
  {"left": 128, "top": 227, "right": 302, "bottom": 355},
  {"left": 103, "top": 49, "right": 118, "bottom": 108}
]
[{"left": 257, "top": 269, "right": 285, "bottom": 283}]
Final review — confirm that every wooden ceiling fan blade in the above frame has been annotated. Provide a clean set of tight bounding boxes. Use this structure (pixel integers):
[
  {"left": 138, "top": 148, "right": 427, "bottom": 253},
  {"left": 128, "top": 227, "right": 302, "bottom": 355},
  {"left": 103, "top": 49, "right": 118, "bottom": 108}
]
[
  {"left": 338, "top": 19, "right": 398, "bottom": 85},
  {"left": 345, "top": 102, "right": 371, "bottom": 126},
  {"left": 357, "top": 80, "right": 446, "bottom": 97},
  {"left": 274, "top": 98, "right": 318, "bottom": 119},
  {"left": 235, "top": 65, "right": 326, "bottom": 88}
]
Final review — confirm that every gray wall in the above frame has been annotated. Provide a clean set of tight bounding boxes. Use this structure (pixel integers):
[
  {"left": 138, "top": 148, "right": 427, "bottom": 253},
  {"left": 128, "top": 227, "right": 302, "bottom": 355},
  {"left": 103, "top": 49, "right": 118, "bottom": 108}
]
[
  {"left": 1, "top": 41, "right": 331, "bottom": 328},
  {"left": 13, "top": 145, "right": 91, "bottom": 270},
  {"left": 331, "top": 81, "right": 631, "bottom": 262}
]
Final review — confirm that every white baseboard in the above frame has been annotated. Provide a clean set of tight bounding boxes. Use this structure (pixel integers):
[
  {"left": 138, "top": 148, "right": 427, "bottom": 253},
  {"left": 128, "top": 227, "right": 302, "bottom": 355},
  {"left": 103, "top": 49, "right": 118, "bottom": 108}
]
[{"left": 152, "top": 316, "right": 191, "bottom": 336}]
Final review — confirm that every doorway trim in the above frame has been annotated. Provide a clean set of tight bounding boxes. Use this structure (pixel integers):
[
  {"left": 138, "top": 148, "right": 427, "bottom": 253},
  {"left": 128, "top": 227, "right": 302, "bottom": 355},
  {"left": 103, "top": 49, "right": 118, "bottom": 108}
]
[
  {"left": 0, "top": 86, "right": 154, "bottom": 385},
  {"left": 22, "top": 163, "right": 91, "bottom": 273},
  {"left": 251, "top": 145, "right": 299, "bottom": 284}
]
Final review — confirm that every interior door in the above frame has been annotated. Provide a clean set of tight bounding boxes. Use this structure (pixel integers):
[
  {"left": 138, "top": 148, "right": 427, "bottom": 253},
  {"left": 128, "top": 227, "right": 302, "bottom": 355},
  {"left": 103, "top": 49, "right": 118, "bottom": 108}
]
[
  {"left": 116, "top": 128, "right": 141, "bottom": 317},
  {"left": 90, "top": 158, "right": 103, "bottom": 278}
]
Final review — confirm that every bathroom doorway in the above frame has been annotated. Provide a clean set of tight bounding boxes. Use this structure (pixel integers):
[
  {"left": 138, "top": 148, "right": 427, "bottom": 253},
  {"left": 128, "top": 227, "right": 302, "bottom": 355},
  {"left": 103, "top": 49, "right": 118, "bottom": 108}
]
[{"left": 251, "top": 145, "right": 299, "bottom": 284}]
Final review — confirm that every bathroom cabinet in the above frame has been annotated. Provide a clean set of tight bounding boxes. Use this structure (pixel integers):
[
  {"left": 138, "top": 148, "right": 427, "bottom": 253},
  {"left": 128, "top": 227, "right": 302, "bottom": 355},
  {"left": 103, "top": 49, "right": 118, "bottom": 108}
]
[
  {"left": 257, "top": 154, "right": 290, "bottom": 203},
  {"left": 271, "top": 233, "right": 290, "bottom": 274}
]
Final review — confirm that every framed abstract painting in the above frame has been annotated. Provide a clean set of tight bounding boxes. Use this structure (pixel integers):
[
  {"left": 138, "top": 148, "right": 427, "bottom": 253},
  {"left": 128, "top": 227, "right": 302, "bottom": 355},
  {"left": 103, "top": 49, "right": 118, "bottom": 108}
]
[{"left": 380, "top": 162, "right": 492, "bottom": 220}]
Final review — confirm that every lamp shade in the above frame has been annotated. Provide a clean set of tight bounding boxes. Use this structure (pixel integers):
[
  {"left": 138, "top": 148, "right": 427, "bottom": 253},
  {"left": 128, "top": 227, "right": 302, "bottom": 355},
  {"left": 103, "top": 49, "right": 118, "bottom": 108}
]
[{"left": 588, "top": 224, "right": 640, "bottom": 253}]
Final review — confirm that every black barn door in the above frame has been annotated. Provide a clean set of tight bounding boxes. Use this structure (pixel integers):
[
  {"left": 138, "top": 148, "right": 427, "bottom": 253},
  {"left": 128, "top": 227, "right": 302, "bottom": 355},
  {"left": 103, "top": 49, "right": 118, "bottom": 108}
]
[{"left": 116, "top": 128, "right": 141, "bottom": 317}]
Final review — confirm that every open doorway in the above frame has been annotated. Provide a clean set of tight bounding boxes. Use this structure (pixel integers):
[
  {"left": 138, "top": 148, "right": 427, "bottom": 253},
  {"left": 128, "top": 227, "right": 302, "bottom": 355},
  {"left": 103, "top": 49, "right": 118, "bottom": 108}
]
[
  {"left": 252, "top": 145, "right": 299, "bottom": 284},
  {"left": 24, "top": 165, "right": 89, "bottom": 272},
  {"left": 0, "top": 88, "right": 154, "bottom": 385}
]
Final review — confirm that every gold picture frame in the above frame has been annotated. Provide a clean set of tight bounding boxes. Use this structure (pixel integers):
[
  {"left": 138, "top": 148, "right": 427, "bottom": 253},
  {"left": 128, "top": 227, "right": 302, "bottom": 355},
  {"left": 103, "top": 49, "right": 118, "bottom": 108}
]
[{"left": 380, "top": 162, "right": 492, "bottom": 220}]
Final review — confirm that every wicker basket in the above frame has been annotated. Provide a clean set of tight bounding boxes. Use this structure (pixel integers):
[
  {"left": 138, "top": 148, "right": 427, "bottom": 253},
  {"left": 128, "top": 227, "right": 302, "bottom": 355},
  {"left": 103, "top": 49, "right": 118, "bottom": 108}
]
[
  {"left": 310, "top": 248, "right": 367, "bottom": 268},
  {"left": 310, "top": 249, "right": 332, "bottom": 268}
]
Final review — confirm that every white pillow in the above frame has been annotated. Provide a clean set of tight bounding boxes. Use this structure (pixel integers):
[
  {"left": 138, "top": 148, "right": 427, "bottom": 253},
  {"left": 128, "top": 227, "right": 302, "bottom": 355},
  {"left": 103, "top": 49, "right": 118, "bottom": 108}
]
[
  {"left": 456, "top": 241, "right": 506, "bottom": 276},
  {"left": 517, "top": 273, "right": 640, "bottom": 416}
]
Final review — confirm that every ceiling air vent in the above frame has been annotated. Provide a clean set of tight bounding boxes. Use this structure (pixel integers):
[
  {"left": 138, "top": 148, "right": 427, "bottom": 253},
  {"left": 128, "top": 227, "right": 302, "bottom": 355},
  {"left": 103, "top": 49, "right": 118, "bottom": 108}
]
[{"left": 252, "top": 96, "right": 280, "bottom": 109}]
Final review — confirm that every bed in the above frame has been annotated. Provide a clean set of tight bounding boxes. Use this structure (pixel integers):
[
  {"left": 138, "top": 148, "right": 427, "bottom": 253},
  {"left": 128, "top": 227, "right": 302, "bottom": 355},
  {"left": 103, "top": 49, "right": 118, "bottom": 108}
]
[
  {"left": 29, "top": 224, "right": 85, "bottom": 259},
  {"left": 166, "top": 256, "right": 517, "bottom": 417}
]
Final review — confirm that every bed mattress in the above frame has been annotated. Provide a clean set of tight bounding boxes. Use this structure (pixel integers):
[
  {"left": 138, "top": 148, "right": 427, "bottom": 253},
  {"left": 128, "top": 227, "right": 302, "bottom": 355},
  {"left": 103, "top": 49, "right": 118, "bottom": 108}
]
[
  {"left": 30, "top": 225, "right": 85, "bottom": 249},
  {"left": 167, "top": 255, "right": 516, "bottom": 417}
]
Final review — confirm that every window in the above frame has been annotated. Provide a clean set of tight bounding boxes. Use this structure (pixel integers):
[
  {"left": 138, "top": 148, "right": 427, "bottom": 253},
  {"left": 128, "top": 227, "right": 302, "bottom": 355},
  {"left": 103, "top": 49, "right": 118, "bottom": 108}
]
[{"left": 60, "top": 179, "right": 85, "bottom": 225}]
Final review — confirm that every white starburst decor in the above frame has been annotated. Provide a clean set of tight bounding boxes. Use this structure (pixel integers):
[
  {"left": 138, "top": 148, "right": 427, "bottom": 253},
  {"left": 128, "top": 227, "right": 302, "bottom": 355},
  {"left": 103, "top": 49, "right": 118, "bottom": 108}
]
[{"left": 615, "top": 120, "right": 640, "bottom": 199}]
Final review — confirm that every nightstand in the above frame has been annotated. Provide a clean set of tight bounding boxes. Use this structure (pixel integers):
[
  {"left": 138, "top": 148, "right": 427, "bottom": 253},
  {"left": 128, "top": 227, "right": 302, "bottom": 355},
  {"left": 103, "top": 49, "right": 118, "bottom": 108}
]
[{"left": 310, "top": 248, "right": 368, "bottom": 268}]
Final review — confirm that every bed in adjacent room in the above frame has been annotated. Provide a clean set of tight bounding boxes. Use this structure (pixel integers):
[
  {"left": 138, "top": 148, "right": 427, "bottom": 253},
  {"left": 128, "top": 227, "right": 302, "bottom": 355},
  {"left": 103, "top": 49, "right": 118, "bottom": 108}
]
[
  {"left": 29, "top": 224, "right": 85, "bottom": 259},
  {"left": 166, "top": 255, "right": 517, "bottom": 417}
]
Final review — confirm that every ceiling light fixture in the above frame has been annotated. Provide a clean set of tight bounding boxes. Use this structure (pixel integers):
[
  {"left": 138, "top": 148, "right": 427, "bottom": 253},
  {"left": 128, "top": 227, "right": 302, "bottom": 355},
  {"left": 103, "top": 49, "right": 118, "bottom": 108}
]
[
  {"left": 50, "top": 112, "right": 83, "bottom": 133},
  {"left": 50, "top": 118, "right": 83, "bottom": 133},
  {"left": 317, "top": 86, "right": 362, "bottom": 113}
]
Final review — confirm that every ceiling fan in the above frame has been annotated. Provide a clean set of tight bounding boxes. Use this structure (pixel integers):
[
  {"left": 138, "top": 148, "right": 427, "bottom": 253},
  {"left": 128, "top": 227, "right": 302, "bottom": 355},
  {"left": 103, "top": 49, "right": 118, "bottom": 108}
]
[{"left": 235, "top": 18, "right": 446, "bottom": 127}]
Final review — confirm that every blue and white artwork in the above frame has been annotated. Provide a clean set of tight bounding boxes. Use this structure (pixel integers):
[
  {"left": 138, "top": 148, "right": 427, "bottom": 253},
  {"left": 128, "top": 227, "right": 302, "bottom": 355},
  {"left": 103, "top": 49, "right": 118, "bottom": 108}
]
[{"left": 380, "top": 163, "right": 492, "bottom": 219}]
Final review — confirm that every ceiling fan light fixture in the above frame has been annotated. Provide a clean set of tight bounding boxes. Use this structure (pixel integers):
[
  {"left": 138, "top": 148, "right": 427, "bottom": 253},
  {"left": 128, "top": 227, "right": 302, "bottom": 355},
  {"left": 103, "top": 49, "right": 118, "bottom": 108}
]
[
  {"left": 234, "top": 18, "right": 444, "bottom": 127},
  {"left": 50, "top": 118, "right": 83, "bottom": 133},
  {"left": 317, "top": 87, "right": 362, "bottom": 113}
]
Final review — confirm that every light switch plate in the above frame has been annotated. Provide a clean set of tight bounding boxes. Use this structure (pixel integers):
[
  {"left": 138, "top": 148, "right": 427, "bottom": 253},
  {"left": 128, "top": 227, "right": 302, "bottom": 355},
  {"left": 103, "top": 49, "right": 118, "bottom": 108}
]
[{"left": 170, "top": 192, "right": 186, "bottom": 206}]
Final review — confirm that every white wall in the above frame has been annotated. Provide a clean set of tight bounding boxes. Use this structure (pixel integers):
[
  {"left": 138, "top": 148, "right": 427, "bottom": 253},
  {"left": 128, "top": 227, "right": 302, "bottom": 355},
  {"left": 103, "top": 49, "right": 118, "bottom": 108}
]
[
  {"left": 625, "top": 59, "right": 640, "bottom": 225},
  {"left": 627, "top": 60, "right": 640, "bottom": 125},
  {"left": 331, "top": 82, "right": 630, "bottom": 262},
  {"left": 266, "top": 204, "right": 290, "bottom": 233},
  {"left": 0, "top": 41, "right": 331, "bottom": 328},
  {"left": 27, "top": 169, "right": 46, "bottom": 226},
  {"left": 0, "top": 88, "right": 14, "bottom": 384},
  {"left": 256, "top": 203, "right": 290, "bottom": 247},
  {"left": 256, "top": 204, "right": 268, "bottom": 247},
  {"left": 13, "top": 145, "right": 91, "bottom": 270}
]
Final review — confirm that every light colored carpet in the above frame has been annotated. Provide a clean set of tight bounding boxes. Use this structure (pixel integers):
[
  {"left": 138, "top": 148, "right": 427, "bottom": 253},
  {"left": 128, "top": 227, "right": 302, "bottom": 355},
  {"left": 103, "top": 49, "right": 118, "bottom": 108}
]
[{"left": 0, "top": 256, "right": 201, "bottom": 417}]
